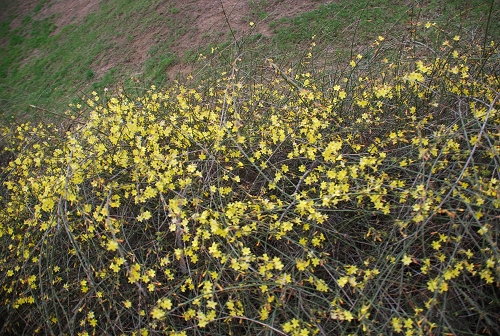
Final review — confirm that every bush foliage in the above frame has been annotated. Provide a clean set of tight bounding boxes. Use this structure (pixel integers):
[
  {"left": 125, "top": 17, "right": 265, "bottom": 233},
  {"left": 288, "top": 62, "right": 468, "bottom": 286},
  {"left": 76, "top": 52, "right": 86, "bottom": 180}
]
[{"left": 1, "top": 22, "right": 499, "bottom": 335}]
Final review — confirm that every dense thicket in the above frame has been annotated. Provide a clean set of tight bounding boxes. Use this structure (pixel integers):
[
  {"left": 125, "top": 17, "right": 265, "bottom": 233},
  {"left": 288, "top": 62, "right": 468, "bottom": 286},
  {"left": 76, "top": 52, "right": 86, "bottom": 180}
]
[{"left": 1, "top": 23, "right": 499, "bottom": 335}]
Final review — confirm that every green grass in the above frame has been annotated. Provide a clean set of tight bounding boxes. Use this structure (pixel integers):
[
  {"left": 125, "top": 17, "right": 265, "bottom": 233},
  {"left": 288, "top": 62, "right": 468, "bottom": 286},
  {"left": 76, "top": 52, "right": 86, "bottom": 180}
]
[
  {"left": 33, "top": 0, "right": 49, "bottom": 14},
  {"left": 270, "top": 0, "right": 498, "bottom": 52},
  {"left": 249, "top": 0, "right": 270, "bottom": 20},
  {"left": 144, "top": 48, "right": 177, "bottom": 84},
  {"left": 0, "top": 0, "right": 193, "bottom": 123}
]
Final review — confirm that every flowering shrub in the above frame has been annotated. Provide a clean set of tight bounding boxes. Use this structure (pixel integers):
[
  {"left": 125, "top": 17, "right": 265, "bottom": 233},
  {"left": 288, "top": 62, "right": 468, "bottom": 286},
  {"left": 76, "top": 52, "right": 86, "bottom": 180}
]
[{"left": 1, "top": 23, "right": 499, "bottom": 335}]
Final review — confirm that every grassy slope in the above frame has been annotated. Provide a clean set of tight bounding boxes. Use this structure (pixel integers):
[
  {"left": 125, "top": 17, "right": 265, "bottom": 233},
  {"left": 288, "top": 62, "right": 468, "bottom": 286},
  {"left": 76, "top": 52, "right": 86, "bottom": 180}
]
[
  {"left": 0, "top": 0, "right": 186, "bottom": 122},
  {"left": 0, "top": 0, "right": 497, "bottom": 124}
]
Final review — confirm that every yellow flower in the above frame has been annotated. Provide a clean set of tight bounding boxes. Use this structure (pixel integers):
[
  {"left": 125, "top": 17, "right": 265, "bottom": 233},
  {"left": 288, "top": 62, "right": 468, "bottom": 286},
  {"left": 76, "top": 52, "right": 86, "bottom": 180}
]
[
  {"left": 259, "top": 306, "right": 269, "bottom": 320},
  {"left": 346, "top": 265, "right": 358, "bottom": 275},
  {"left": 209, "top": 242, "right": 222, "bottom": 258},
  {"left": 402, "top": 254, "right": 412, "bottom": 266},
  {"left": 477, "top": 225, "right": 489, "bottom": 235},
  {"left": 109, "top": 263, "right": 120, "bottom": 272},
  {"left": 296, "top": 258, "right": 310, "bottom": 271},
  {"left": 439, "top": 281, "right": 448, "bottom": 293},
  {"left": 282, "top": 321, "right": 293, "bottom": 333},
  {"left": 392, "top": 317, "right": 403, "bottom": 332},
  {"left": 159, "top": 298, "right": 172, "bottom": 310},
  {"left": 405, "top": 71, "right": 424, "bottom": 83},
  {"left": 315, "top": 279, "right": 328, "bottom": 292},
  {"left": 151, "top": 307, "right": 165, "bottom": 319},
  {"left": 323, "top": 140, "right": 343, "bottom": 162},
  {"left": 480, "top": 269, "right": 494, "bottom": 284},
  {"left": 137, "top": 211, "right": 152, "bottom": 222},
  {"left": 299, "top": 328, "right": 309, "bottom": 336},
  {"left": 106, "top": 240, "right": 119, "bottom": 252},
  {"left": 337, "top": 276, "right": 349, "bottom": 287},
  {"left": 427, "top": 278, "right": 439, "bottom": 292},
  {"left": 431, "top": 240, "right": 441, "bottom": 250}
]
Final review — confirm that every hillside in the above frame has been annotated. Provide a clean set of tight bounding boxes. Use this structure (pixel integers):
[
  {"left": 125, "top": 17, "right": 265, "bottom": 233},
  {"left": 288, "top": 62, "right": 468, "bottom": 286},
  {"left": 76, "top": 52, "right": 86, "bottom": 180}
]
[
  {"left": 1, "top": 0, "right": 330, "bottom": 122},
  {"left": 1, "top": 0, "right": 497, "bottom": 122}
]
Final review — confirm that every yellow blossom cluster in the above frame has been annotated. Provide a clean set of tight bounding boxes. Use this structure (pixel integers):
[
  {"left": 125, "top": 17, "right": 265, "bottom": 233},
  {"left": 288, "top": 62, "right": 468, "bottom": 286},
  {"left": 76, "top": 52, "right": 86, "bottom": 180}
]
[{"left": 0, "top": 23, "right": 499, "bottom": 335}]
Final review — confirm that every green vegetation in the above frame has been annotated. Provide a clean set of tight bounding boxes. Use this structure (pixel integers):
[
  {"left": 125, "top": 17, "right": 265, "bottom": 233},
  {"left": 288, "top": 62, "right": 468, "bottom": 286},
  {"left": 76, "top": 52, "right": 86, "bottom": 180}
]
[
  {"left": 0, "top": 0, "right": 193, "bottom": 123},
  {"left": 270, "top": 0, "right": 498, "bottom": 52},
  {"left": 249, "top": 0, "right": 270, "bottom": 20},
  {"left": 1, "top": 1, "right": 499, "bottom": 335},
  {"left": 33, "top": 0, "right": 50, "bottom": 14}
]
